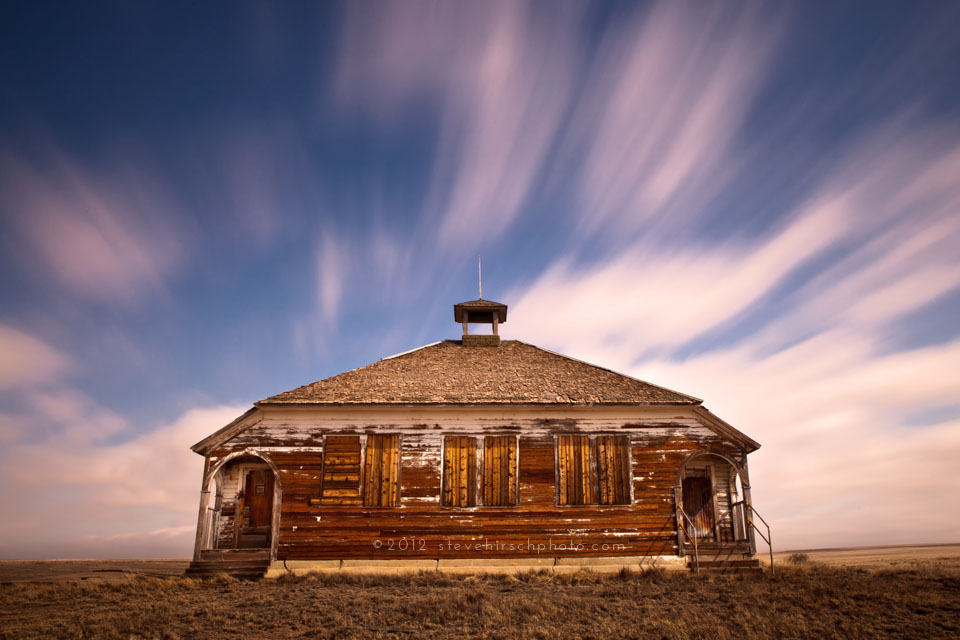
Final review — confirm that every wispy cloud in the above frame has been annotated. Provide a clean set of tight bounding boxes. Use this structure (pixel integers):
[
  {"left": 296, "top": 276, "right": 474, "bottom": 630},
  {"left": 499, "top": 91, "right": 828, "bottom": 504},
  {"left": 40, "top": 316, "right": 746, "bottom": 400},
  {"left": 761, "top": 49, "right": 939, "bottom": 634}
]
[
  {"left": 212, "top": 119, "right": 322, "bottom": 245},
  {"left": 507, "top": 111, "right": 960, "bottom": 548},
  {"left": 638, "top": 334, "right": 960, "bottom": 548},
  {"left": 0, "top": 324, "right": 70, "bottom": 390},
  {"left": 0, "top": 147, "right": 186, "bottom": 304},
  {"left": 507, "top": 203, "right": 843, "bottom": 367},
  {"left": 316, "top": 229, "right": 345, "bottom": 325},
  {"left": 0, "top": 403, "right": 243, "bottom": 559},
  {"left": 334, "top": 0, "right": 582, "bottom": 249},
  {"left": 570, "top": 3, "right": 782, "bottom": 234}
]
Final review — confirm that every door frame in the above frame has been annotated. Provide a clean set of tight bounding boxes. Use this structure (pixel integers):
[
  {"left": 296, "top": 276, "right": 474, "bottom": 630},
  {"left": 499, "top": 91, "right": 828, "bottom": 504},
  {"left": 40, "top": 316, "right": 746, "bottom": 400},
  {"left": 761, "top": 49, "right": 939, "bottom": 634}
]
[{"left": 237, "top": 465, "right": 275, "bottom": 547}]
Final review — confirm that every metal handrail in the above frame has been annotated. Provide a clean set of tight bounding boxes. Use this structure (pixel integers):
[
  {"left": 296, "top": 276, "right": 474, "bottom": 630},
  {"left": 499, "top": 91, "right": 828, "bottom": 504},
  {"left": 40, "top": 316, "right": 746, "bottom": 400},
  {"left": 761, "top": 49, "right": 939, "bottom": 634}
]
[
  {"left": 678, "top": 510, "right": 700, "bottom": 575},
  {"left": 680, "top": 500, "right": 773, "bottom": 576},
  {"left": 746, "top": 504, "right": 774, "bottom": 576}
]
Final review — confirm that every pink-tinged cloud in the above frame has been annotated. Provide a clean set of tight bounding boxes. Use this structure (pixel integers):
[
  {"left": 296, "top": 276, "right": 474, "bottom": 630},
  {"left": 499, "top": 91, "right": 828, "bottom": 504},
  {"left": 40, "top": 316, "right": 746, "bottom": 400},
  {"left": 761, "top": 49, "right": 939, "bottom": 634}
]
[
  {"left": 316, "top": 230, "right": 345, "bottom": 325},
  {"left": 572, "top": 3, "right": 782, "bottom": 232},
  {"left": 635, "top": 335, "right": 960, "bottom": 549},
  {"left": 0, "top": 404, "right": 244, "bottom": 559},
  {"left": 506, "top": 114, "right": 960, "bottom": 550},
  {"left": 0, "top": 324, "right": 70, "bottom": 390},
  {"left": 0, "top": 150, "right": 186, "bottom": 303},
  {"left": 335, "top": 0, "right": 581, "bottom": 248},
  {"left": 214, "top": 120, "right": 324, "bottom": 245}
]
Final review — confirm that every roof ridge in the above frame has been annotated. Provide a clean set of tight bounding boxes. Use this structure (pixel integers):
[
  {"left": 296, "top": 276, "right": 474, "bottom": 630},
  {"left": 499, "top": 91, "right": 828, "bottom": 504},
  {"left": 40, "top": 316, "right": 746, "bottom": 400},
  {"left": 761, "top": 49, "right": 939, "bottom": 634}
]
[{"left": 381, "top": 340, "right": 444, "bottom": 361}]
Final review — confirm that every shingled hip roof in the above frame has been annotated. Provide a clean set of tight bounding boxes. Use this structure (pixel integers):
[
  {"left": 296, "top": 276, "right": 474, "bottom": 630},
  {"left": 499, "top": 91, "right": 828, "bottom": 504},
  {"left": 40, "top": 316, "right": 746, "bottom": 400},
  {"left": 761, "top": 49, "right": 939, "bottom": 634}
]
[{"left": 258, "top": 340, "right": 700, "bottom": 406}]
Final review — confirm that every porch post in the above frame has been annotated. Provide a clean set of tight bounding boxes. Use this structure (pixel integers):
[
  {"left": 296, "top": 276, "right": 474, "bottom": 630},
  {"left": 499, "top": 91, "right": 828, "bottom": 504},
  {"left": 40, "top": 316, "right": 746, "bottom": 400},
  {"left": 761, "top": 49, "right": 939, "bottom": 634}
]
[
  {"left": 741, "top": 456, "right": 757, "bottom": 556},
  {"left": 674, "top": 485, "right": 685, "bottom": 557},
  {"left": 192, "top": 456, "right": 212, "bottom": 562}
]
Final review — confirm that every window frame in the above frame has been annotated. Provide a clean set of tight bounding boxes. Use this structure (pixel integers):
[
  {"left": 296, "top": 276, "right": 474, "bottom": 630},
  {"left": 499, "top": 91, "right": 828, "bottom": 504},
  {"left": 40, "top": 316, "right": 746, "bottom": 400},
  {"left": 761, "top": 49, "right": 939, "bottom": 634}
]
[
  {"left": 316, "top": 433, "right": 402, "bottom": 508},
  {"left": 362, "top": 433, "right": 401, "bottom": 508},
  {"left": 440, "top": 435, "right": 478, "bottom": 508},
  {"left": 554, "top": 434, "right": 633, "bottom": 507},
  {"left": 481, "top": 434, "right": 520, "bottom": 507}
]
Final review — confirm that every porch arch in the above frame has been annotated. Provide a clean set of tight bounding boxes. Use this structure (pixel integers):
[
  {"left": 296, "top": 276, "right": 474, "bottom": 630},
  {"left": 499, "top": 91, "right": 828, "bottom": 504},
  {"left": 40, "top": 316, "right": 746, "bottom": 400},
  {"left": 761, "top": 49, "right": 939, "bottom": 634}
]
[
  {"left": 674, "top": 449, "right": 754, "bottom": 553},
  {"left": 194, "top": 449, "right": 282, "bottom": 561}
]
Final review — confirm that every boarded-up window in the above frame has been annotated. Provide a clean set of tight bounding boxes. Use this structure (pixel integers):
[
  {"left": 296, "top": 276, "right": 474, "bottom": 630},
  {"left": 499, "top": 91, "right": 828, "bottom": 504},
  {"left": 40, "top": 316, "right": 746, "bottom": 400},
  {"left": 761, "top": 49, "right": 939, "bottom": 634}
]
[
  {"left": 596, "top": 435, "right": 631, "bottom": 505},
  {"left": 363, "top": 434, "right": 400, "bottom": 507},
  {"left": 557, "top": 435, "right": 594, "bottom": 505},
  {"left": 483, "top": 436, "right": 517, "bottom": 506},
  {"left": 557, "top": 435, "right": 632, "bottom": 506},
  {"left": 320, "top": 435, "right": 363, "bottom": 505},
  {"left": 442, "top": 436, "right": 476, "bottom": 507}
]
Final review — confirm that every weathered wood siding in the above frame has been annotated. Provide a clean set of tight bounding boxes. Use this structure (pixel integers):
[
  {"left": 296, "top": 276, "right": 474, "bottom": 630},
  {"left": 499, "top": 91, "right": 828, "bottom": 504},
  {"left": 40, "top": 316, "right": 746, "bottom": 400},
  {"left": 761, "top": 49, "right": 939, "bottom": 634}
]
[{"left": 208, "top": 407, "right": 747, "bottom": 560}]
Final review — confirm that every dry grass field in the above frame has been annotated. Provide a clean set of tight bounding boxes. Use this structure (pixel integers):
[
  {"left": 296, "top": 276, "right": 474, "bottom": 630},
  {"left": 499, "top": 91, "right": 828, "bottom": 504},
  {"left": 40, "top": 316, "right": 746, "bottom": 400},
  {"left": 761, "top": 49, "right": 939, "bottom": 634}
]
[{"left": 2, "top": 546, "right": 959, "bottom": 639}]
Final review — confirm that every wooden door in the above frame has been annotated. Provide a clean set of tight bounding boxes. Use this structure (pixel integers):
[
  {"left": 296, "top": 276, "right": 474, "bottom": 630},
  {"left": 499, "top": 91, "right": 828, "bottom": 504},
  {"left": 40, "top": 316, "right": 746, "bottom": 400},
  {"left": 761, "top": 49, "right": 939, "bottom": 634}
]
[
  {"left": 682, "top": 477, "right": 715, "bottom": 541},
  {"left": 243, "top": 470, "right": 274, "bottom": 529}
]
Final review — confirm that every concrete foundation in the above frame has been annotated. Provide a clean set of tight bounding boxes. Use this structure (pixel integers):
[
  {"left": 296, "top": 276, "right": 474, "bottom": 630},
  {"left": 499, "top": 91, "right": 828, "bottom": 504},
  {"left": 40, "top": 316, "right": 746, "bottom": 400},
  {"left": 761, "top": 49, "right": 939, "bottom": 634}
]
[{"left": 265, "top": 555, "right": 687, "bottom": 578}]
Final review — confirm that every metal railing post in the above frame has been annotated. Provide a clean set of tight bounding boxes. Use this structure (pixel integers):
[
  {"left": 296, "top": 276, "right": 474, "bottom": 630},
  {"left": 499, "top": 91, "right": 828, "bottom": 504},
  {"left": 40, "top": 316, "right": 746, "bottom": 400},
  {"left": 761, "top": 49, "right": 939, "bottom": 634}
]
[
  {"left": 746, "top": 505, "right": 774, "bottom": 576},
  {"left": 679, "top": 511, "right": 700, "bottom": 575}
]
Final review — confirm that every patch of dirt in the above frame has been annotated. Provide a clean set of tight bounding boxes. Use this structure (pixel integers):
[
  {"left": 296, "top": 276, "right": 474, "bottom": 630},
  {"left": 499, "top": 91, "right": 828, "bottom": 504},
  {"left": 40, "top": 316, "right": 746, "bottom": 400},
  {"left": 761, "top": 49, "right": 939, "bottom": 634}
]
[{"left": 0, "top": 560, "right": 190, "bottom": 583}]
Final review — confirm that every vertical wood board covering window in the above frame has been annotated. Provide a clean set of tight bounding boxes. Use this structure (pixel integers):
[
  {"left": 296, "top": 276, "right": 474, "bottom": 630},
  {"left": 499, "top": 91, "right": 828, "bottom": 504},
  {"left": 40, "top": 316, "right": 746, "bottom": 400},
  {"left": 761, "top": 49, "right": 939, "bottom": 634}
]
[
  {"left": 557, "top": 434, "right": 594, "bottom": 505},
  {"left": 483, "top": 436, "right": 517, "bottom": 506},
  {"left": 442, "top": 436, "right": 476, "bottom": 507},
  {"left": 363, "top": 434, "right": 400, "bottom": 507},
  {"left": 320, "top": 435, "right": 363, "bottom": 505},
  {"left": 596, "top": 435, "right": 631, "bottom": 505}
]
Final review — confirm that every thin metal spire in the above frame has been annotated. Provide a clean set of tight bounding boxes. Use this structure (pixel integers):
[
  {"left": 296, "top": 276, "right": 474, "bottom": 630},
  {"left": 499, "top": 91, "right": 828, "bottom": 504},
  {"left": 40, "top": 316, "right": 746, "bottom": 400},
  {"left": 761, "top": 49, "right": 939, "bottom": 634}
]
[{"left": 478, "top": 256, "right": 482, "bottom": 299}]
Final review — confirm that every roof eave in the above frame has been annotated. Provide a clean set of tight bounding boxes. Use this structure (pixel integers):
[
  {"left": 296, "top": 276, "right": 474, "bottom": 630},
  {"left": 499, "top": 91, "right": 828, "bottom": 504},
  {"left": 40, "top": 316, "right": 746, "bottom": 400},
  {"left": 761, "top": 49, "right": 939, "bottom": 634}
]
[
  {"left": 190, "top": 407, "right": 262, "bottom": 455},
  {"left": 692, "top": 406, "right": 761, "bottom": 453}
]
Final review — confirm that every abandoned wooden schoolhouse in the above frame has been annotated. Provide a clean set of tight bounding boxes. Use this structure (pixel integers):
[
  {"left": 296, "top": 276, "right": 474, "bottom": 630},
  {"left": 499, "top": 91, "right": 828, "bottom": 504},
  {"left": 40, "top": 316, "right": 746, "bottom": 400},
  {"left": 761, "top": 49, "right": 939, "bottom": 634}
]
[{"left": 187, "top": 298, "right": 769, "bottom": 578}]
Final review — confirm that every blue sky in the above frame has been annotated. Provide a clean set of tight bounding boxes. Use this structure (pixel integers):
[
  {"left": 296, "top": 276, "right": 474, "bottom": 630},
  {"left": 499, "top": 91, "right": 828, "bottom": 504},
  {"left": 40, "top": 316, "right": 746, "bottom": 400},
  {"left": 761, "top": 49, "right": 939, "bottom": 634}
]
[{"left": 1, "top": 1, "right": 959, "bottom": 558}]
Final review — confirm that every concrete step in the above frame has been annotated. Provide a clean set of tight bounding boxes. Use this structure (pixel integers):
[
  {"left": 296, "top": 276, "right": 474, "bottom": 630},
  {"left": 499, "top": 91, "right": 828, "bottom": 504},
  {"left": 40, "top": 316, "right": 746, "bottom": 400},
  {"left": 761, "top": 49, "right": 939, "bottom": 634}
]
[
  {"left": 693, "top": 559, "right": 761, "bottom": 568},
  {"left": 691, "top": 565, "right": 765, "bottom": 576},
  {"left": 687, "top": 557, "right": 763, "bottom": 575},
  {"left": 188, "top": 561, "right": 270, "bottom": 569}
]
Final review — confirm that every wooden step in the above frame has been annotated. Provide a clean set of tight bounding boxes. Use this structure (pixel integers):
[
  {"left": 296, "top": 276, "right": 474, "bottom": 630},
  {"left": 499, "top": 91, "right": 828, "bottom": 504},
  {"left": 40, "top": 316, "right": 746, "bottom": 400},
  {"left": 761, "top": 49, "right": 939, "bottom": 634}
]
[
  {"left": 186, "top": 550, "right": 270, "bottom": 579},
  {"left": 199, "top": 549, "right": 270, "bottom": 562},
  {"left": 184, "top": 564, "right": 269, "bottom": 579}
]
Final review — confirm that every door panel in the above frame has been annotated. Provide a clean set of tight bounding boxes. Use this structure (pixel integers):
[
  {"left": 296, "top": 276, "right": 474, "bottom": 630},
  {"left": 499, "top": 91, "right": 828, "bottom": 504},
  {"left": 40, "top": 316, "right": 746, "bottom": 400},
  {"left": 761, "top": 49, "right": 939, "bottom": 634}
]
[
  {"left": 682, "top": 476, "right": 715, "bottom": 541},
  {"left": 244, "top": 470, "right": 273, "bottom": 527}
]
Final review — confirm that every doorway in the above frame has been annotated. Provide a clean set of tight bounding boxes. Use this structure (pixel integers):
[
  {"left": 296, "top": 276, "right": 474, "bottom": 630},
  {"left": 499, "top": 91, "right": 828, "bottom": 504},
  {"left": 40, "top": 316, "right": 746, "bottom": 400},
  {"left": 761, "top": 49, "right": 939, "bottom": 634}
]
[
  {"left": 238, "top": 468, "right": 274, "bottom": 548},
  {"left": 682, "top": 475, "right": 716, "bottom": 542}
]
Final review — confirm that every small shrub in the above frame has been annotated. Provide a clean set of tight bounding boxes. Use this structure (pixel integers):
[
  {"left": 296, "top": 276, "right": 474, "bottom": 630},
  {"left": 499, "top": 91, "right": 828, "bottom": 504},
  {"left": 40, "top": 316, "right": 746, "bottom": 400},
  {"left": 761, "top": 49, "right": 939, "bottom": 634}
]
[{"left": 788, "top": 552, "right": 810, "bottom": 564}]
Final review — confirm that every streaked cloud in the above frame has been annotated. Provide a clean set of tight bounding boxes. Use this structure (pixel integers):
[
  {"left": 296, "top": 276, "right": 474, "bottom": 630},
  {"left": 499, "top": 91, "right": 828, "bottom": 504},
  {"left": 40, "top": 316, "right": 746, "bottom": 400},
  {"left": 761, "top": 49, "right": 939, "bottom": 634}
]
[
  {"left": 508, "top": 111, "right": 960, "bottom": 549},
  {"left": 0, "top": 404, "right": 243, "bottom": 559},
  {"left": 0, "top": 324, "right": 70, "bottom": 390},
  {"left": 316, "top": 229, "right": 345, "bottom": 324},
  {"left": 0, "top": 148, "right": 186, "bottom": 304},
  {"left": 335, "top": 0, "right": 581, "bottom": 248},
  {"left": 637, "top": 334, "right": 960, "bottom": 548},
  {"left": 571, "top": 3, "right": 782, "bottom": 234},
  {"left": 1, "top": 0, "right": 958, "bottom": 559},
  {"left": 508, "top": 204, "right": 844, "bottom": 367}
]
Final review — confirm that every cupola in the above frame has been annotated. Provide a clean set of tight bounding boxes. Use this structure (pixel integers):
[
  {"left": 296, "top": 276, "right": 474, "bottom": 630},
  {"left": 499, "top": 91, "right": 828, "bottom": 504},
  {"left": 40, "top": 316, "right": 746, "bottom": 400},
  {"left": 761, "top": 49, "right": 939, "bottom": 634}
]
[{"left": 454, "top": 298, "right": 507, "bottom": 347}]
